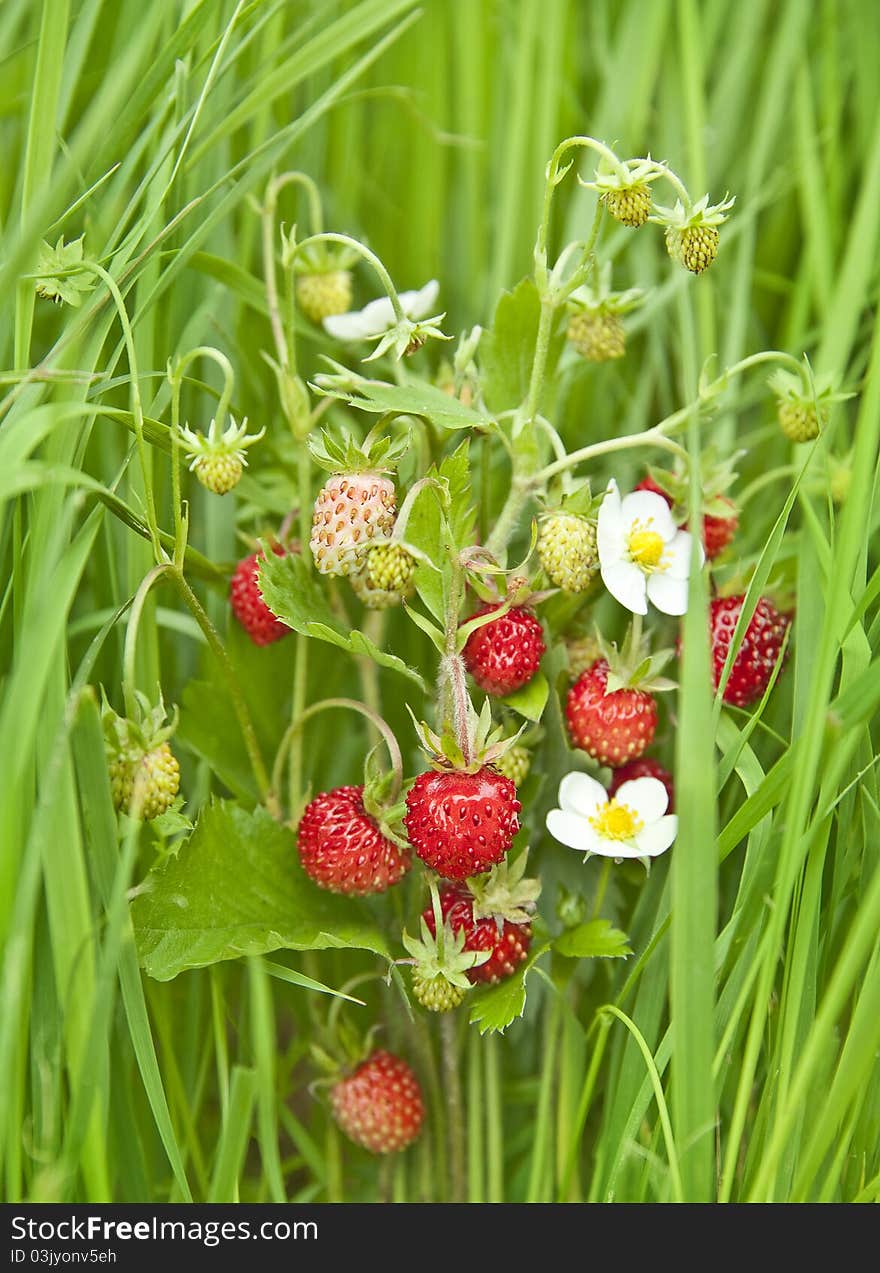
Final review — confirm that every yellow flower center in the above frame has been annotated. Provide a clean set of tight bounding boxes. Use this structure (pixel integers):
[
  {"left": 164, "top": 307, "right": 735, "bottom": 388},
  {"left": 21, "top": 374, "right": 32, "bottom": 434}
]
[
  {"left": 589, "top": 799, "right": 644, "bottom": 842},
  {"left": 627, "top": 522, "right": 666, "bottom": 571}
]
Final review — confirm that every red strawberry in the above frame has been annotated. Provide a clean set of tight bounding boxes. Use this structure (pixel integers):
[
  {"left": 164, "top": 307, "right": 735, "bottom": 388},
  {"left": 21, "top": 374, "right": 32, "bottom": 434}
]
[
  {"left": 566, "top": 659, "right": 658, "bottom": 766},
  {"left": 230, "top": 548, "right": 290, "bottom": 646},
  {"left": 298, "top": 785, "right": 410, "bottom": 895},
  {"left": 609, "top": 756, "right": 675, "bottom": 812},
  {"left": 636, "top": 476, "right": 737, "bottom": 559},
  {"left": 709, "top": 595, "right": 791, "bottom": 707},
  {"left": 423, "top": 885, "right": 531, "bottom": 984},
  {"left": 462, "top": 604, "right": 546, "bottom": 696},
  {"left": 330, "top": 1051, "right": 423, "bottom": 1155},
  {"left": 404, "top": 768, "right": 520, "bottom": 881}
]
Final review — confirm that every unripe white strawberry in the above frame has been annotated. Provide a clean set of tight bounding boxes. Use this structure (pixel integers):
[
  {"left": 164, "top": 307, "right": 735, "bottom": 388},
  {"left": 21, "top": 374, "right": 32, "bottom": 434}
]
[
  {"left": 351, "top": 541, "right": 416, "bottom": 608},
  {"left": 192, "top": 451, "right": 243, "bottom": 495},
  {"left": 565, "top": 633, "right": 602, "bottom": 680},
  {"left": 603, "top": 183, "right": 652, "bottom": 227},
  {"left": 296, "top": 270, "right": 353, "bottom": 325},
  {"left": 493, "top": 745, "right": 531, "bottom": 787},
  {"left": 538, "top": 513, "right": 599, "bottom": 592},
  {"left": 310, "top": 473, "right": 396, "bottom": 577},
  {"left": 665, "top": 223, "right": 719, "bottom": 274},
  {"left": 567, "top": 311, "right": 625, "bottom": 362},
  {"left": 104, "top": 694, "right": 180, "bottom": 820},
  {"left": 777, "top": 397, "right": 822, "bottom": 443}
]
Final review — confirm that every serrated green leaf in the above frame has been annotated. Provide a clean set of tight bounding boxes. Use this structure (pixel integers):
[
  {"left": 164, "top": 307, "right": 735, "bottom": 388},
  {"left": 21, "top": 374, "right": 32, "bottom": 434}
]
[
  {"left": 306, "top": 622, "right": 427, "bottom": 692},
  {"left": 132, "top": 800, "right": 391, "bottom": 980},
  {"left": 503, "top": 672, "right": 549, "bottom": 721},
  {"left": 553, "top": 919, "right": 632, "bottom": 960},
  {"left": 257, "top": 551, "right": 426, "bottom": 690},
  {"left": 320, "top": 376, "right": 491, "bottom": 430},
  {"left": 468, "top": 941, "right": 550, "bottom": 1034},
  {"left": 479, "top": 278, "right": 565, "bottom": 413}
]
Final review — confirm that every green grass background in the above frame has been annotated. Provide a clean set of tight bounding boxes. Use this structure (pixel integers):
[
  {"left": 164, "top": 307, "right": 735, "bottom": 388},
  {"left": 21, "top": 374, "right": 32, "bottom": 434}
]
[{"left": 1, "top": 0, "right": 879, "bottom": 1202}]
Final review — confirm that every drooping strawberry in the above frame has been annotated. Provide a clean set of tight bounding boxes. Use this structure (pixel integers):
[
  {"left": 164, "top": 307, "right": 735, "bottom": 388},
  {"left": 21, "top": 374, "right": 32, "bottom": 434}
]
[
  {"left": 709, "top": 594, "right": 791, "bottom": 707},
  {"left": 330, "top": 1051, "right": 423, "bottom": 1155},
  {"left": 462, "top": 603, "right": 545, "bottom": 696},
  {"left": 566, "top": 659, "right": 658, "bottom": 767},
  {"left": 421, "top": 855, "right": 539, "bottom": 985},
  {"left": 178, "top": 415, "right": 264, "bottom": 496},
  {"left": 297, "top": 784, "right": 410, "bottom": 895},
  {"left": 103, "top": 691, "right": 181, "bottom": 820},
  {"left": 609, "top": 756, "right": 675, "bottom": 813},
  {"left": 308, "top": 431, "right": 407, "bottom": 577},
  {"left": 404, "top": 768, "right": 520, "bottom": 881},
  {"left": 230, "top": 547, "right": 291, "bottom": 646}
]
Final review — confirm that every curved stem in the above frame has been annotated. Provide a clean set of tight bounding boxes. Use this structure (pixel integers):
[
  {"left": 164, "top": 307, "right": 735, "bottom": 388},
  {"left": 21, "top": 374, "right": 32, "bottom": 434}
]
[
  {"left": 295, "top": 233, "right": 406, "bottom": 325},
  {"left": 393, "top": 476, "right": 445, "bottom": 541},
  {"left": 272, "top": 697, "right": 404, "bottom": 813},
  {"left": 122, "top": 564, "right": 174, "bottom": 719},
  {"left": 531, "top": 429, "right": 688, "bottom": 490},
  {"left": 270, "top": 170, "right": 325, "bottom": 238},
  {"left": 644, "top": 160, "right": 693, "bottom": 212},
  {"left": 169, "top": 346, "right": 236, "bottom": 432},
  {"left": 262, "top": 179, "right": 295, "bottom": 379},
  {"left": 171, "top": 568, "right": 279, "bottom": 817}
]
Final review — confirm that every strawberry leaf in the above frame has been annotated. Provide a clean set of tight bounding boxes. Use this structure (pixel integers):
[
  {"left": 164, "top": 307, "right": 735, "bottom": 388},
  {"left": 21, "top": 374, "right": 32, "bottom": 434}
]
[
  {"left": 132, "top": 800, "right": 391, "bottom": 980},
  {"left": 553, "top": 919, "right": 632, "bottom": 960},
  {"left": 467, "top": 940, "right": 550, "bottom": 1035},
  {"left": 479, "top": 277, "right": 565, "bottom": 414},
  {"left": 317, "top": 375, "right": 491, "bottom": 431},
  {"left": 502, "top": 672, "right": 549, "bottom": 721}
]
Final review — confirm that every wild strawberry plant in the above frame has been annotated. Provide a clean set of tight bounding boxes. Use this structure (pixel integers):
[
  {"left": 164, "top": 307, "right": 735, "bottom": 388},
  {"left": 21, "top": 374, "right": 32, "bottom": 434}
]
[{"left": 3, "top": 1, "right": 878, "bottom": 1207}]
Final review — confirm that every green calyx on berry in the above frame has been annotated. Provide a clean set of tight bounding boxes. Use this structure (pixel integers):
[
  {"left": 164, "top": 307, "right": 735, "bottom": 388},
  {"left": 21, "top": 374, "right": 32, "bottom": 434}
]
[
  {"left": 34, "top": 235, "right": 94, "bottom": 307},
  {"left": 769, "top": 369, "right": 852, "bottom": 445},
  {"left": 307, "top": 426, "right": 410, "bottom": 476},
  {"left": 653, "top": 193, "right": 736, "bottom": 273},
  {"left": 407, "top": 694, "right": 525, "bottom": 775},
  {"left": 597, "top": 623, "right": 676, "bottom": 695},
  {"left": 178, "top": 414, "right": 265, "bottom": 495},
  {"left": 581, "top": 156, "right": 664, "bottom": 228},
  {"left": 465, "top": 851, "right": 541, "bottom": 927},
  {"left": 402, "top": 892, "right": 490, "bottom": 1012},
  {"left": 565, "top": 263, "right": 644, "bottom": 362}
]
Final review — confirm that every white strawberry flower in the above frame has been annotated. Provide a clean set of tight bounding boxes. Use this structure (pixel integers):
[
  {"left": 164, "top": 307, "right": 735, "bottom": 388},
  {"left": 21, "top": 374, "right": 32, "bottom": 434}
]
[
  {"left": 323, "top": 280, "right": 440, "bottom": 342},
  {"left": 597, "top": 479, "right": 702, "bottom": 616},
  {"left": 546, "top": 771, "right": 677, "bottom": 862}
]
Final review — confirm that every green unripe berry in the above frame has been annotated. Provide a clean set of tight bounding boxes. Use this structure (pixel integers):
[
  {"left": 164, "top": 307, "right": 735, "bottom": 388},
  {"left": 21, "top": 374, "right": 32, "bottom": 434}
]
[{"left": 537, "top": 514, "right": 599, "bottom": 592}]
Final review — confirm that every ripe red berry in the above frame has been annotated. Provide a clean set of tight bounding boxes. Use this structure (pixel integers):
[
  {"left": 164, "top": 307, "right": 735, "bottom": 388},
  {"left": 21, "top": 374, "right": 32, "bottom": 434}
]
[
  {"left": 609, "top": 756, "right": 675, "bottom": 813},
  {"left": 462, "top": 604, "right": 545, "bottom": 697},
  {"left": 298, "top": 785, "right": 410, "bottom": 895},
  {"left": 404, "top": 768, "right": 520, "bottom": 881},
  {"left": 566, "top": 659, "right": 658, "bottom": 767},
  {"left": 230, "top": 548, "right": 290, "bottom": 646},
  {"left": 636, "top": 476, "right": 737, "bottom": 560},
  {"left": 709, "top": 595, "right": 791, "bottom": 707},
  {"left": 330, "top": 1051, "right": 423, "bottom": 1155},
  {"left": 423, "top": 886, "right": 531, "bottom": 984}
]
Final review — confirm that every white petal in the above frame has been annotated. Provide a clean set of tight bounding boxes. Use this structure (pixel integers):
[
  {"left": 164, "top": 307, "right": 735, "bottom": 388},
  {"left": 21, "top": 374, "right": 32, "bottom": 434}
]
[
  {"left": 356, "top": 294, "right": 397, "bottom": 336},
  {"left": 663, "top": 529, "right": 700, "bottom": 579},
  {"left": 323, "top": 309, "right": 381, "bottom": 340},
  {"left": 546, "top": 809, "right": 601, "bottom": 853},
  {"left": 633, "top": 815, "right": 677, "bottom": 856},
  {"left": 602, "top": 559, "right": 648, "bottom": 614},
  {"left": 614, "top": 776, "right": 668, "bottom": 823},
  {"left": 558, "top": 771, "right": 608, "bottom": 818},
  {"left": 597, "top": 482, "right": 626, "bottom": 561},
  {"left": 620, "top": 490, "right": 677, "bottom": 541},
  {"left": 401, "top": 279, "right": 439, "bottom": 319},
  {"left": 647, "top": 572, "right": 689, "bottom": 616},
  {"left": 592, "top": 839, "right": 648, "bottom": 859}
]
